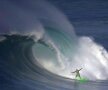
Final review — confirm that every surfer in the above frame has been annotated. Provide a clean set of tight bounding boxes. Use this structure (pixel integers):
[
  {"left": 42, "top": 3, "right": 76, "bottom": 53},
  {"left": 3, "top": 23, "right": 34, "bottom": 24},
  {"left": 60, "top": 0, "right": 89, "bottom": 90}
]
[{"left": 71, "top": 68, "right": 83, "bottom": 79}]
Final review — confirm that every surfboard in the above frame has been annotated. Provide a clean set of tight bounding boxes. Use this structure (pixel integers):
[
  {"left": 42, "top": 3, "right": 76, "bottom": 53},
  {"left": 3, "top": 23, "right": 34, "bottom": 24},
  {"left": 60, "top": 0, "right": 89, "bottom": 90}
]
[
  {"left": 64, "top": 77, "right": 89, "bottom": 83},
  {"left": 75, "top": 77, "right": 89, "bottom": 83}
]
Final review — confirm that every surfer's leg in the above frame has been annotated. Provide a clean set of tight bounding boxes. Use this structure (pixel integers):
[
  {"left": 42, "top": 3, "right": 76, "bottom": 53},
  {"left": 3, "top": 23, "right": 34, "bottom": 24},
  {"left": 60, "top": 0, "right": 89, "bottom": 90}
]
[
  {"left": 75, "top": 75, "right": 77, "bottom": 79},
  {"left": 78, "top": 74, "right": 81, "bottom": 79},
  {"left": 75, "top": 74, "right": 79, "bottom": 79}
]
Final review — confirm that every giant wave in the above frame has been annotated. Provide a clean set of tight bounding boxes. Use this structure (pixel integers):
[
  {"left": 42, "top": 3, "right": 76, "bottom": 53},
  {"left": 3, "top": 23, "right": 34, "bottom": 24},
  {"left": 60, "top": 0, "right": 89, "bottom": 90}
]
[{"left": 1, "top": 0, "right": 108, "bottom": 90}]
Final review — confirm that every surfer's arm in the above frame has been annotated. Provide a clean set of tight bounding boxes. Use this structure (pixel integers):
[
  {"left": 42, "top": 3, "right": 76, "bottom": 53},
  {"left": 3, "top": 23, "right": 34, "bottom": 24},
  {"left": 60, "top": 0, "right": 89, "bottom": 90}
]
[
  {"left": 79, "top": 68, "right": 83, "bottom": 71},
  {"left": 71, "top": 71, "right": 76, "bottom": 73}
]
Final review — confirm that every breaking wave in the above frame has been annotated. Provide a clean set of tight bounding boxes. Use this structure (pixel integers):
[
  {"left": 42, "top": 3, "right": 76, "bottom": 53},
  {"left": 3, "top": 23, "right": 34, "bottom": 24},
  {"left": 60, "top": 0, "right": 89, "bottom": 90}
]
[{"left": 1, "top": 0, "right": 108, "bottom": 90}]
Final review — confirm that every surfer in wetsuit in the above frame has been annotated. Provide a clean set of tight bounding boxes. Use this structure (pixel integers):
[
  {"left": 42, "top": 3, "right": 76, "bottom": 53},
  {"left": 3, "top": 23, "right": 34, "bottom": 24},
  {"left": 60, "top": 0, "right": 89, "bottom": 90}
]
[{"left": 71, "top": 68, "right": 83, "bottom": 79}]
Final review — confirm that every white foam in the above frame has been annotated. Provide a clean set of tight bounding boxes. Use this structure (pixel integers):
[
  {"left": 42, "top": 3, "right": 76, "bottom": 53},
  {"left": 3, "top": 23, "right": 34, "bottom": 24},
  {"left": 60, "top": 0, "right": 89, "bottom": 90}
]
[
  {"left": 41, "top": 36, "right": 108, "bottom": 80},
  {"left": 56, "top": 36, "right": 108, "bottom": 80}
]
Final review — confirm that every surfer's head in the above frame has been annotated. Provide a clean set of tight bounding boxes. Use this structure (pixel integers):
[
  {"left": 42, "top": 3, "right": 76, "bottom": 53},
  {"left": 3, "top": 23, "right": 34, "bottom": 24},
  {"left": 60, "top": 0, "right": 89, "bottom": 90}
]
[{"left": 76, "top": 69, "right": 78, "bottom": 71}]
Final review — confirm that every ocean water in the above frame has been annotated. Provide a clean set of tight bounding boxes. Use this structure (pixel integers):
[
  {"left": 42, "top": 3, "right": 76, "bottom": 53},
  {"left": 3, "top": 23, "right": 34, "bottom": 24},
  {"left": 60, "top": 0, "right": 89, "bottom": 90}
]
[
  {"left": 0, "top": 34, "right": 108, "bottom": 90},
  {"left": 0, "top": 0, "right": 108, "bottom": 90}
]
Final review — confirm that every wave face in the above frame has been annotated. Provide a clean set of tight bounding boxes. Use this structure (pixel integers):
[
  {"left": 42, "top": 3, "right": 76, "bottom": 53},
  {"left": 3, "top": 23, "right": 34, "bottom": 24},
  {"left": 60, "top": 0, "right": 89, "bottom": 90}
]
[
  {"left": 1, "top": 0, "right": 108, "bottom": 90},
  {"left": 1, "top": 35, "right": 108, "bottom": 90},
  {"left": 32, "top": 31, "right": 108, "bottom": 80}
]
